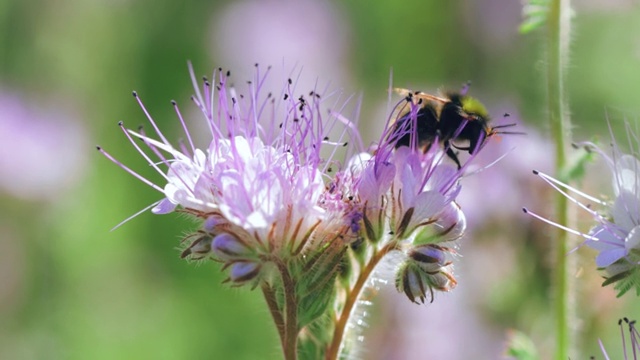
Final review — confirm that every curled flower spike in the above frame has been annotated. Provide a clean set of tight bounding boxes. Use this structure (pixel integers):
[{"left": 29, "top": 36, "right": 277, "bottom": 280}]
[
  {"left": 395, "top": 243, "right": 458, "bottom": 304},
  {"left": 525, "top": 135, "right": 640, "bottom": 297}
]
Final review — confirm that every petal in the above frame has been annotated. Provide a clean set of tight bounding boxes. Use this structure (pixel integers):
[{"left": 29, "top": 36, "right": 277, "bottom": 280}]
[
  {"left": 407, "top": 191, "right": 447, "bottom": 228},
  {"left": 587, "top": 225, "right": 624, "bottom": 250},
  {"left": 612, "top": 191, "right": 640, "bottom": 231},
  {"left": 625, "top": 226, "right": 640, "bottom": 252},
  {"left": 358, "top": 161, "right": 394, "bottom": 204},
  {"left": 151, "top": 198, "right": 177, "bottom": 214},
  {"left": 595, "top": 248, "right": 627, "bottom": 268},
  {"left": 433, "top": 202, "right": 466, "bottom": 242},
  {"left": 424, "top": 165, "right": 458, "bottom": 193},
  {"left": 613, "top": 154, "right": 640, "bottom": 196}
]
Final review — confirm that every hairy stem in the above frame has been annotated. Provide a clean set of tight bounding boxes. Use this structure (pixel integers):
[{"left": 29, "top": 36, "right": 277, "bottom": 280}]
[
  {"left": 547, "top": 0, "right": 573, "bottom": 358},
  {"left": 262, "top": 283, "right": 286, "bottom": 352},
  {"left": 277, "top": 260, "right": 299, "bottom": 360},
  {"left": 325, "top": 242, "right": 396, "bottom": 360}
]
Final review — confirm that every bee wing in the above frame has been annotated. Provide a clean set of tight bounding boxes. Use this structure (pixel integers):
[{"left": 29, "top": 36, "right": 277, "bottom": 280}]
[{"left": 393, "top": 87, "right": 448, "bottom": 104}]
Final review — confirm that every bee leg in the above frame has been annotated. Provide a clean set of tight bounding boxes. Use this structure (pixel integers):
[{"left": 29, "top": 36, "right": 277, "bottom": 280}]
[{"left": 444, "top": 141, "right": 462, "bottom": 169}]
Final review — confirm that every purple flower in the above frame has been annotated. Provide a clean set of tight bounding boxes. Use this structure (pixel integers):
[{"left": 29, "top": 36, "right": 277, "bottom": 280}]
[
  {"left": 99, "top": 64, "right": 362, "bottom": 267},
  {"left": 0, "top": 89, "right": 88, "bottom": 201},
  {"left": 526, "top": 135, "right": 640, "bottom": 296}
]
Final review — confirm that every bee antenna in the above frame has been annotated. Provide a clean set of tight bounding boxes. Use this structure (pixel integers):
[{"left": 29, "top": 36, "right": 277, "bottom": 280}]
[
  {"left": 491, "top": 123, "right": 518, "bottom": 129},
  {"left": 495, "top": 131, "right": 527, "bottom": 136}
]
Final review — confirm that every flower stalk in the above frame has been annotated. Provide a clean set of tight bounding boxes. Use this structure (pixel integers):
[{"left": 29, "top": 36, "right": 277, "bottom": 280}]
[
  {"left": 326, "top": 241, "right": 397, "bottom": 360},
  {"left": 546, "top": 0, "right": 573, "bottom": 358}
]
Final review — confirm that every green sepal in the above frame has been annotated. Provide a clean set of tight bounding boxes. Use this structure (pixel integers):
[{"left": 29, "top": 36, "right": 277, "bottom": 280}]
[
  {"left": 295, "top": 245, "right": 345, "bottom": 327},
  {"left": 297, "top": 315, "right": 333, "bottom": 360},
  {"left": 504, "top": 330, "right": 539, "bottom": 360},
  {"left": 297, "top": 277, "right": 337, "bottom": 328},
  {"left": 412, "top": 225, "right": 445, "bottom": 246},
  {"left": 601, "top": 265, "right": 640, "bottom": 297},
  {"left": 338, "top": 248, "right": 353, "bottom": 284}
]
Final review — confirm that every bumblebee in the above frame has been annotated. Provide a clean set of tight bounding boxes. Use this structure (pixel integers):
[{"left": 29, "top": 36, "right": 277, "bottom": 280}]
[{"left": 391, "top": 87, "right": 519, "bottom": 168}]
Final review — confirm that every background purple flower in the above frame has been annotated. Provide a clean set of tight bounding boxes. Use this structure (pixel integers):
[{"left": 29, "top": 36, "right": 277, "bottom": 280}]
[{"left": 0, "top": 89, "right": 88, "bottom": 201}]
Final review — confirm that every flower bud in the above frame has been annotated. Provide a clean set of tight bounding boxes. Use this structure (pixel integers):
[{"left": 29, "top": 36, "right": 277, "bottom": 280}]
[
  {"left": 227, "top": 261, "right": 262, "bottom": 285},
  {"left": 396, "top": 257, "right": 457, "bottom": 304},
  {"left": 429, "top": 267, "right": 457, "bottom": 291},
  {"left": 212, "top": 233, "right": 252, "bottom": 261},
  {"left": 395, "top": 262, "right": 433, "bottom": 304},
  {"left": 409, "top": 244, "right": 452, "bottom": 273},
  {"left": 180, "top": 233, "right": 213, "bottom": 260}
]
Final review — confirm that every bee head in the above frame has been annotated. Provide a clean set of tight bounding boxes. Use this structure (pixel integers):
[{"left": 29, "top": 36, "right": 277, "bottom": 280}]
[{"left": 458, "top": 95, "right": 489, "bottom": 123}]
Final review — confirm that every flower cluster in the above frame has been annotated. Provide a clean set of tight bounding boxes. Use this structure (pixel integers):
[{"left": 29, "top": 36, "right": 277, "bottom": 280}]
[{"left": 98, "top": 64, "right": 489, "bottom": 359}]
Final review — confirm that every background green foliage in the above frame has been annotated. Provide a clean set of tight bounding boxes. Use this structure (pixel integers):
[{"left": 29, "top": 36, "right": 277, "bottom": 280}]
[{"left": 1, "top": 0, "right": 639, "bottom": 358}]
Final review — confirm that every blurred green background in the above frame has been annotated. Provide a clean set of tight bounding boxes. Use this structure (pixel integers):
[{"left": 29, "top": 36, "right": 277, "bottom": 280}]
[{"left": 1, "top": 0, "right": 639, "bottom": 359}]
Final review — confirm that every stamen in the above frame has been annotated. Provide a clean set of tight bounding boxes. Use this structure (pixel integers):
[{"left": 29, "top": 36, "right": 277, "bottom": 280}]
[
  {"left": 138, "top": 125, "right": 166, "bottom": 162},
  {"left": 621, "top": 318, "right": 629, "bottom": 360},
  {"left": 598, "top": 339, "right": 611, "bottom": 360},
  {"left": 522, "top": 208, "right": 598, "bottom": 241},
  {"left": 534, "top": 170, "right": 607, "bottom": 206},
  {"left": 119, "top": 122, "right": 171, "bottom": 183},
  {"left": 123, "top": 126, "right": 201, "bottom": 200},
  {"left": 188, "top": 61, "right": 207, "bottom": 119},
  {"left": 132, "top": 91, "right": 171, "bottom": 146},
  {"left": 463, "top": 148, "right": 514, "bottom": 177},
  {"left": 111, "top": 200, "right": 162, "bottom": 231},
  {"left": 171, "top": 100, "right": 197, "bottom": 155},
  {"left": 96, "top": 146, "right": 164, "bottom": 193}
]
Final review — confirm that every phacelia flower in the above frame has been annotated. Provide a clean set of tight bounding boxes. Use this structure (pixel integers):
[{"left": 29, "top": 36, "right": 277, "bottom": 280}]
[
  {"left": 525, "top": 136, "right": 640, "bottom": 296},
  {"left": 98, "top": 64, "right": 362, "bottom": 285}
]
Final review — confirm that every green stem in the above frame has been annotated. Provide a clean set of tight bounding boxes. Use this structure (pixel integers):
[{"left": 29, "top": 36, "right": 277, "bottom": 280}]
[
  {"left": 277, "top": 260, "right": 299, "bottom": 360},
  {"left": 546, "top": 0, "right": 572, "bottom": 358},
  {"left": 325, "top": 242, "right": 396, "bottom": 360},
  {"left": 262, "top": 283, "right": 286, "bottom": 352}
]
